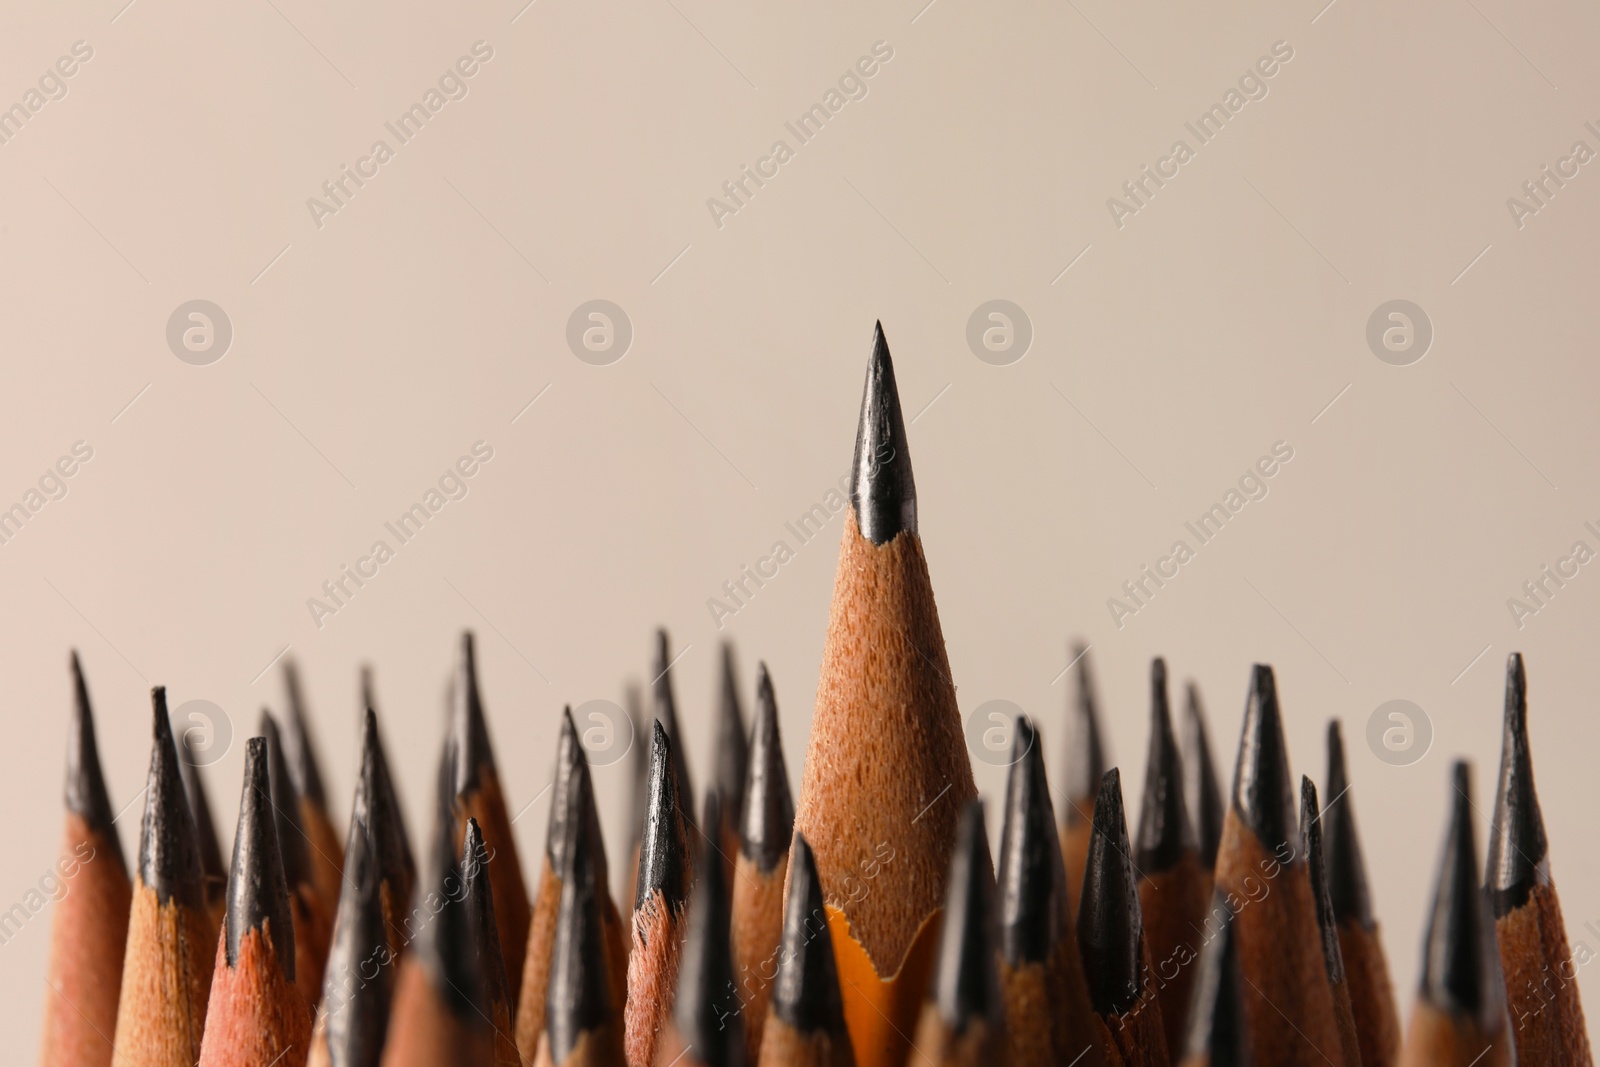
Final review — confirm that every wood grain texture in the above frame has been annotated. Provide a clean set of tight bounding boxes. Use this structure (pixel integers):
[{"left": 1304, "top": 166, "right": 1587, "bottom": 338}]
[
  {"left": 731, "top": 851, "right": 788, "bottom": 1065},
  {"left": 109, "top": 881, "right": 214, "bottom": 1067},
  {"left": 1337, "top": 919, "right": 1400, "bottom": 1067},
  {"left": 197, "top": 923, "right": 313, "bottom": 1067},
  {"left": 40, "top": 821, "right": 131, "bottom": 1067},
  {"left": 1496, "top": 882, "right": 1593, "bottom": 1065}
]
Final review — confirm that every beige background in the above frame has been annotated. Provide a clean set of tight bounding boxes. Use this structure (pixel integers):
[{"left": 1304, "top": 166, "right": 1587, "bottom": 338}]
[{"left": 3, "top": 0, "right": 1599, "bottom": 1045}]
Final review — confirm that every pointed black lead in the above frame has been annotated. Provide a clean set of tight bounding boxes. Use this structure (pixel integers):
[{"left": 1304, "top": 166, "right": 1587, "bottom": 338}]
[
  {"left": 772, "top": 834, "right": 847, "bottom": 1036},
  {"left": 259, "top": 710, "right": 311, "bottom": 894},
  {"left": 226, "top": 737, "right": 295, "bottom": 978},
  {"left": 1137, "top": 658, "right": 1195, "bottom": 873},
  {"left": 1421, "top": 762, "right": 1507, "bottom": 1030},
  {"left": 1183, "top": 681, "right": 1224, "bottom": 870},
  {"left": 1064, "top": 641, "right": 1108, "bottom": 808},
  {"left": 1232, "top": 665, "right": 1298, "bottom": 862},
  {"left": 1078, "top": 768, "right": 1142, "bottom": 1017},
  {"left": 850, "top": 321, "right": 917, "bottom": 544},
  {"left": 1299, "top": 776, "right": 1346, "bottom": 988},
  {"left": 420, "top": 739, "right": 482, "bottom": 1018},
  {"left": 998, "top": 717, "right": 1061, "bottom": 967},
  {"left": 463, "top": 818, "right": 512, "bottom": 1020},
  {"left": 1182, "top": 903, "right": 1250, "bottom": 1066},
  {"left": 673, "top": 792, "right": 743, "bottom": 1066},
  {"left": 740, "top": 662, "right": 794, "bottom": 875},
  {"left": 636, "top": 720, "right": 692, "bottom": 912},
  {"left": 1486, "top": 652, "right": 1549, "bottom": 917},
  {"left": 451, "top": 631, "right": 496, "bottom": 795},
  {"left": 547, "top": 707, "right": 584, "bottom": 872},
  {"left": 931, "top": 799, "right": 1001, "bottom": 1032},
  {"left": 318, "top": 818, "right": 392, "bottom": 1065},
  {"left": 652, "top": 629, "right": 695, "bottom": 811},
  {"left": 547, "top": 761, "right": 613, "bottom": 1063},
  {"left": 281, "top": 659, "right": 328, "bottom": 808},
  {"left": 179, "top": 730, "right": 226, "bottom": 907},
  {"left": 66, "top": 652, "right": 123, "bottom": 865},
  {"left": 714, "top": 641, "right": 749, "bottom": 828},
  {"left": 353, "top": 708, "right": 415, "bottom": 921},
  {"left": 1323, "top": 721, "right": 1373, "bottom": 928},
  {"left": 139, "top": 687, "right": 204, "bottom": 910},
  {"left": 626, "top": 681, "right": 649, "bottom": 850}
]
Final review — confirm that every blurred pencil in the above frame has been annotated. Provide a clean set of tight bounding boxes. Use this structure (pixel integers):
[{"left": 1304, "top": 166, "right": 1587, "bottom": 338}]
[
  {"left": 625, "top": 721, "right": 695, "bottom": 1067},
  {"left": 1078, "top": 768, "right": 1169, "bottom": 1066},
  {"left": 1135, "top": 659, "right": 1207, "bottom": 1055},
  {"left": 1060, "top": 640, "right": 1108, "bottom": 921},
  {"left": 756, "top": 834, "right": 854, "bottom": 1067},
  {"left": 713, "top": 640, "right": 749, "bottom": 871},
  {"left": 284, "top": 659, "right": 346, "bottom": 920},
  {"left": 41, "top": 653, "right": 131, "bottom": 1067},
  {"left": 352, "top": 706, "right": 417, "bottom": 956},
  {"left": 110, "top": 687, "right": 212, "bottom": 1067},
  {"left": 178, "top": 728, "right": 227, "bottom": 935},
  {"left": 263, "top": 710, "right": 334, "bottom": 1006},
  {"left": 651, "top": 629, "right": 694, "bottom": 813},
  {"left": 1485, "top": 652, "right": 1592, "bottom": 1063},
  {"left": 995, "top": 717, "right": 1102, "bottom": 1067},
  {"left": 1324, "top": 721, "right": 1401, "bottom": 1067},
  {"left": 1300, "top": 777, "right": 1360, "bottom": 1067},
  {"left": 197, "top": 737, "right": 314, "bottom": 1067},
  {"left": 1180, "top": 681, "right": 1223, "bottom": 906},
  {"left": 731, "top": 663, "right": 795, "bottom": 1064},
  {"left": 462, "top": 817, "right": 522, "bottom": 1067},
  {"left": 308, "top": 818, "right": 395, "bottom": 1067},
  {"left": 791, "top": 323, "right": 977, "bottom": 1067},
  {"left": 1213, "top": 666, "right": 1341, "bottom": 1065},
  {"left": 1398, "top": 762, "right": 1512, "bottom": 1067},
  {"left": 1176, "top": 905, "right": 1248, "bottom": 1067}
]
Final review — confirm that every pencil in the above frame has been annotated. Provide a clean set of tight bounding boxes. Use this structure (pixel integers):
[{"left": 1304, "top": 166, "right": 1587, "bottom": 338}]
[
  {"left": 653, "top": 792, "right": 744, "bottom": 1067},
  {"left": 1299, "top": 776, "right": 1361, "bottom": 1067},
  {"left": 538, "top": 767, "right": 627, "bottom": 1067},
  {"left": 109, "top": 687, "right": 212, "bottom": 1067},
  {"left": 1398, "top": 762, "right": 1512, "bottom": 1067},
  {"left": 450, "top": 632, "right": 534, "bottom": 1015},
  {"left": 995, "top": 716, "right": 1102, "bottom": 1067},
  {"left": 463, "top": 817, "right": 523, "bottom": 1067},
  {"left": 792, "top": 323, "right": 977, "bottom": 1067},
  {"left": 730, "top": 663, "right": 794, "bottom": 1065},
  {"left": 41, "top": 652, "right": 131, "bottom": 1067},
  {"left": 1485, "top": 652, "right": 1592, "bottom": 1063},
  {"left": 1175, "top": 905, "right": 1248, "bottom": 1067},
  {"left": 308, "top": 818, "right": 395, "bottom": 1067},
  {"left": 353, "top": 706, "right": 417, "bottom": 956},
  {"left": 713, "top": 640, "right": 749, "bottom": 872},
  {"left": 1060, "top": 640, "right": 1108, "bottom": 921},
  {"left": 756, "top": 834, "right": 854, "bottom": 1067},
  {"left": 284, "top": 659, "right": 346, "bottom": 920},
  {"left": 263, "top": 710, "right": 334, "bottom": 1006},
  {"left": 1180, "top": 681, "right": 1223, "bottom": 906},
  {"left": 1323, "top": 721, "right": 1401, "bottom": 1067},
  {"left": 517, "top": 709, "right": 630, "bottom": 1060},
  {"left": 624, "top": 679, "right": 648, "bottom": 926},
  {"left": 1078, "top": 768, "right": 1169, "bottom": 1067},
  {"left": 1135, "top": 659, "right": 1207, "bottom": 1056},
  {"left": 625, "top": 720, "right": 695, "bottom": 1067},
  {"left": 653, "top": 629, "right": 695, "bottom": 813},
  {"left": 1213, "top": 666, "right": 1341, "bottom": 1065},
  {"left": 197, "top": 737, "right": 314, "bottom": 1067},
  {"left": 178, "top": 728, "right": 228, "bottom": 937}
]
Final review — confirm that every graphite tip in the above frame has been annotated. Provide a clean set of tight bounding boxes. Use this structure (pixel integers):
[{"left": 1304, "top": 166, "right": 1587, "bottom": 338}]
[
  {"left": 259, "top": 710, "right": 311, "bottom": 893},
  {"left": 849, "top": 321, "right": 917, "bottom": 544},
  {"left": 1137, "top": 657, "right": 1195, "bottom": 873},
  {"left": 1231, "top": 665, "right": 1299, "bottom": 863},
  {"left": 547, "top": 707, "right": 583, "bottom": 871},
  {"left": 998, "top": 716, "right": 1063, "bottom": 967},
  {"left": 1299, "top": 776, "right": 1346, "bottom": 987},
  {"left": 318, "top": 817, "right": 393, "bottom": 1065},
  {"left": 1078, "top": 768, "right": 1143, "bottom": 1017},
  {"left": 635, "top": 720, "right": 693, "bottom": 913},
  {"left": 714, "top": 641, "right": 749, "bottom": 828},
  {"left": 450, "top": 631, "right": 496, "bottom": 795},
  {"left": 740, "top": 662, "right": 794, "bottom": 874},
  {"left": 1182, "top": 901, "right": 1250, "bottom": 1066},
  {"left": 1421, "top": 761, "right": 1508, "bottom": 1032},
  {"left": 281, "top": 658, "right": 328, "bottom": 808},
  {"left": 1064, "top": 641, "right": 1107, "bottom": 816},
  {"left": 65, "top": 652, "right": 122, "bottom": 857},
  {"left": 1182, "top": 681, "right": 1224, "bottom": 870},
  {"left": 1323, "top": 720, "right": 1373, "bottom": 928},
  {"left": 138, "top": 687, "right": 204, "bottom": 911},
  {"left": 1485, "top": 652, "right": 1549, "bottom": 916},
  {"left": 931, "top": 799, "right": 1002, "bottom": 1032},
  {"left": 673, "top": 791, "right": 743, "bottom": 1066},
  {"left": 179, "top": 729, "right": 226, "bottom": 904},
  {"left": 547, "top": 773, "right": 613, "bottom": 1063},
  {"left": 462, "top": 817, "right": 512, "bottom": 1023},
  {"left": 354, "top": 707, "right": 415, "bottom": 916},
  {"left": 226, "top": 737, "right": 296, "bottom": 979},
  {"left": 772, "top": 833, "right": 848, "bottom": 1035},
  {"left": 652, "top": 629, "right": 695, "bottom": 807}
]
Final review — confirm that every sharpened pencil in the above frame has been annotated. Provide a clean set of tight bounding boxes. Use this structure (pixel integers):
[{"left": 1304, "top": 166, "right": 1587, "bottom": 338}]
[
  {"left": 110, "top": 687, "right": 213, "bottom": 1067},
  {"left": 1324, "top": 720, "right": 1400, "bottom": 1067},
  {"left": 353, "top": 706, "right": 417, "bottom": 957},
  {"left": 756, "top": 834, "right": 854, "bottom": 1067},
  {"left": 263, "top": 710, "right": 334, "bottom": 1007},
  {"left": 1061, "top": 641, "right": 1109, "bottom": 922},
  {"left": 284, "top": 659, "right": 346, "bottom": 922},
  {"left": 1485, "top": 652, "right": 1592, "bottom": 1063},
  {"left": 1177, "top": 904, "right": 1249, "bottom": 1067},
  {"left": 714, "top": 641, "right": 749, "bottom": 872},
  {"left": 1135, "top": 659, "right": 1207, "bottom": 1057},
  {"left": 462, "top": 818, "right": 522, "bottom": 1067},
  {"left": 1300, "top": 777, "right": 1360, "bottom": 1067},
  {"left": 792, "top": 323, "right": 977, "bottom": 1067},
  {"left": 1180, "top": 682, "right": 1223, "bottom": 907},
  {"left": 995, "top": 716, "right": 1102, "bottom": 1067},
  {"left": 198, "top": 736, "right": 314, "bottom": 1067},
  {"left": 308, "top": 818, "right": 396, "bottom": 1067},
  {"left": 731, "top": 663, "right": 795, "bottom": 1065},
  {"left": 626, "top": 721, "right": 695, "bottom": 1067},
  {"left": 1398, "top": 762, "right": 1513, "bottom": 1067},
  {"left": 624, "top": 679, "right": 648, "bottom": 921},
  {"left": 1078, "top": 769, "right": 1169, "bottom": 1067},
  {"left": 41, "top": 652, "right": 132, "bottom": 1067},
  {"left": 178, "top": 727, "right": 227, "bottom": 936}
]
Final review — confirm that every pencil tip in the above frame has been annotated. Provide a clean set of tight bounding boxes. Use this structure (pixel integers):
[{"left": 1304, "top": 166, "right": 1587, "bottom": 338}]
[
  {"left": 1231, "top": 664, "right": 1298, "bottom": 861},
  {"left": 636, "top": 719, "right": 692, "bottom": 911},
  {"left": 1299, "top": 776, "right": 1346, "bottom": 987},
  {"left": 259, "top": 710, "right": 310, "bottom": 892},
  {"left": 547, "top": 707, "right": 583, "bottom": 869},
  {"left": 741, "top": 662, "right": 794, "bottom": 874},
  {"left": 773, "top": 834, "right": 848, "bottom": 1035},
  {"left": 652, "top": 629, "right": 694, "bottom": 805},
  {"left": 674, "top": 791, "right": 743, "bottom": 1066},
  {"left": 998, "top": 716, "right": 1061, "bottom": 966},
  {"left": 178, "top": 729, "right": 225, "bottom": 903},
  {"left": 451, "top": 631, "right": 495, "bottom": 795},
  {"left": 360, "top": 663, "right": 377, "bottom": 713},
  {"left": 1136, "top": 658, "right": 1194, "bottom": 872},
  {"left": 850, "top": 321, "right": 917, "bottom": 544},
  {"left": 714, "top": 641, "right": 749, "bottom": 827},
  {"left": 1078, "top": 768, "right": 1143, "bottom": 1017},
  {"left": 354, "top": 706, "right": 415, "bottom": 914},
  {"left": 65, "top": 652, "right": 120, "bottom": 847},
  {"left": 1486, "top": 652, "right": 1549, "bottom": 916},
  {"left": 1182, "top": 681, "right": 1224, "bottom": 869},
  {"left": 931, "top": 799, "right": 1002, "bottom": 1031},
  {"left": 227, "top": 737, "right": 296, "bottom": 979},
  {"left": 1064, "top": 642, "right": 1107, "bottom": 811},
  {"left": 1323, "top": 720, "right": 1373, "bottom": 928},
  {"left": 139, "top": 687, "right": 203, "bottom": 910},
  {"left": 280, "top": 658, "right": 328, "bottom": 807},
  {"left": 462, "top": 817, "right": 511, "bottom": 1020},
  {"left": 1421, "top": 761, "right": 1507, "bottom": 1031},
  {"left": 547, "top": 776, "right": 612, "bottom": 1062},
  {"left": 319, "top": 817, "right": 393, "bottom": 1064},
  {"left": 1182, "top": 901, "right": 1250, "bottom": 1065}
]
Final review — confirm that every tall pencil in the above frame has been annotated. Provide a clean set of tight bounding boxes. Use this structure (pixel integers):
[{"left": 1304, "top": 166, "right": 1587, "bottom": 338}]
[
  {"left": 1214, "top": 666, "right": 1341, "bottom": 1065},
  {"left": 995, "top": 717, "right": 1102, "bottom": 1067},
  {"left": 1060, "top": 641, "right": 1108, "bottom": 921},
  {"left": 41, "top": 652, "right": 131, "bottom": 1067},
  {"left": 308, "top": 818, "right": 395, "bottom": 1067},
  {"left": 1485, "top": 652, "right": 1591, "bottom": 1063},
  {"left": 197, "top": 737, "right": 314, "bottom": 1067},
  {"left": 756, "top": 834, "right": 854, "bottom": 1067},
  {"left": 1398, "top": 762, "right": 1512, "bottom": 1067},
  {"left": 109, "top": 687, "right": 212, "bottom": 1067},
  {"left": 263, "top": 710, "right": 333, "bottom": 1006},
  {"left": 713, "top": 640, "right": 749, "bottom": 870},
  {"left": 284, "top": 659, "right": 346, "bottom": 919},
  {"left": 731, "top": 663, "right": 795, "bottom": 1064},
  {"left": 791, "top": 323, "right": 977, "bottom": 1067},
  {"left": 1180, "top": 681, "right": 1223, "bottom": 906},
  {"left": 1324, "top": 721, "right": 1400, "bottom": 1067},
  {"left": 1135, "top": 659, "right": 1207, "bottom": 1055},
  {"left": 1299, "top": 777, "right": 1360, "bottom": 1067}
]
